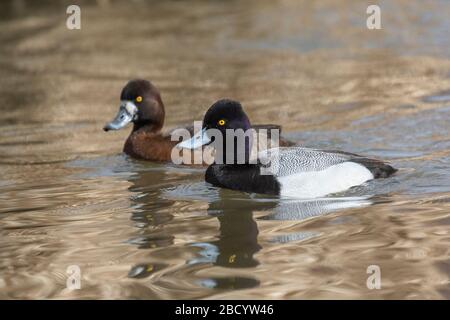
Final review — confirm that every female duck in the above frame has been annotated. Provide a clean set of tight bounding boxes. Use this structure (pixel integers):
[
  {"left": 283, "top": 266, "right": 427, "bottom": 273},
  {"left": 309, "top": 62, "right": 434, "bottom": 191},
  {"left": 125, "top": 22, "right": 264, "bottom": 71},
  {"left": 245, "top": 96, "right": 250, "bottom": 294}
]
[
  {"left": 177, "top": 99, "right": 397, "bottom": 198},
  {"left": 104, "top": 79, "right": 293, "bottom": 161}
]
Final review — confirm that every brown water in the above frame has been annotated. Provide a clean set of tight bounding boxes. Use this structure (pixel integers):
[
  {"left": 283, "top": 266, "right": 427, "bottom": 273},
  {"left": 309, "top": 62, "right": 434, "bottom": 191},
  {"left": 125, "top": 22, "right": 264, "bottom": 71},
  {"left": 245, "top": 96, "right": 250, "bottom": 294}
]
[{"left": 1, "top": 0, "right": 450, "bottom": 299}]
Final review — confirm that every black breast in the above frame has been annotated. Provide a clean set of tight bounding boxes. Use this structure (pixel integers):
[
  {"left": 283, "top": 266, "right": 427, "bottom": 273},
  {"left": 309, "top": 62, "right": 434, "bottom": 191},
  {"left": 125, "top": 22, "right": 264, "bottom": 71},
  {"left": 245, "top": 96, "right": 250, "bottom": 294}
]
[{"left": 205, "top": 164, "right": 281, "bottom": 195}]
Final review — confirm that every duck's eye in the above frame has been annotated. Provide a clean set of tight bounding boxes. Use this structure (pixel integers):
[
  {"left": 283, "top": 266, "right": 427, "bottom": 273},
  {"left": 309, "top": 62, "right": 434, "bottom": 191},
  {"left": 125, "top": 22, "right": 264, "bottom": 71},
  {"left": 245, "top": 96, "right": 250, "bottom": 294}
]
[
  {"left": 218, "top": 119, "right": 226, "bottom": 126},
  {"left": 136, "top": 96, "right": 143, "bottom": 103}
]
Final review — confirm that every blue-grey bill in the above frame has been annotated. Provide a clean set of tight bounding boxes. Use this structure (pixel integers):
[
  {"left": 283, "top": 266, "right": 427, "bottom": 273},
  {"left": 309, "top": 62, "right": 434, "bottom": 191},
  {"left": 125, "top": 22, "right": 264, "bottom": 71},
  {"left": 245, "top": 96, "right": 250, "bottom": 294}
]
[
  {"left": 103, "top": 102, "right": 137, "bottom": 131},
  {"left": 177, "top": 128, "right": 211, "bottom": 149}
]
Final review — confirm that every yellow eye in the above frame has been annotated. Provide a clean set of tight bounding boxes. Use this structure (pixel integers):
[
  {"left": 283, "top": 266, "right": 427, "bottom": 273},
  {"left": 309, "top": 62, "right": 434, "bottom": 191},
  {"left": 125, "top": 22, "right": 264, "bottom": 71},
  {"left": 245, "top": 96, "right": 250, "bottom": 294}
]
[
  {"left": 136, "top": 96, "right": 143, "bottom": 103},
  {"left": 218, "top": 119, "right": 226, "bottom": 126}
]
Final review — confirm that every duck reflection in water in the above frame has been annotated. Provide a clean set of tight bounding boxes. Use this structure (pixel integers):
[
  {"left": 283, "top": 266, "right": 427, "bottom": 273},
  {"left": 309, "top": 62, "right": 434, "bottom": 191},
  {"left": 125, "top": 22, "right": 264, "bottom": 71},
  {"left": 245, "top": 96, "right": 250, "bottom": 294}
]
[
  {"left": 187, "top": 193, "right": 262, "bottom": 268},
  {"left": 127, "top": 167, "right": 175, "bottom": 249},
  {"left": 125, "top": 165, "right": 375, "bottom": 280},
  {"left": 187, "top": 192, "right": 373, "bottom": 267}
]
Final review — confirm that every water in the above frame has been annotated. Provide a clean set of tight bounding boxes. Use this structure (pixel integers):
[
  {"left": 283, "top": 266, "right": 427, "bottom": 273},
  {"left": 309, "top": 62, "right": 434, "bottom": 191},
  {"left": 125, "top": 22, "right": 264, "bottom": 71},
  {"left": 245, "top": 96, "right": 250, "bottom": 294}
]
[{"left": 0, "top": 0, "right": 449, "bottom": 299}]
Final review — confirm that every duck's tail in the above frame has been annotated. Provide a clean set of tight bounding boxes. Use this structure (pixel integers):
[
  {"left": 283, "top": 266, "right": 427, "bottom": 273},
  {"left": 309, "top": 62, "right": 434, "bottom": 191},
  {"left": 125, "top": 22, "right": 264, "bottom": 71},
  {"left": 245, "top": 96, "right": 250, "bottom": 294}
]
[{"left": 351, "top": 157, "right": 397, "bottom": 179}]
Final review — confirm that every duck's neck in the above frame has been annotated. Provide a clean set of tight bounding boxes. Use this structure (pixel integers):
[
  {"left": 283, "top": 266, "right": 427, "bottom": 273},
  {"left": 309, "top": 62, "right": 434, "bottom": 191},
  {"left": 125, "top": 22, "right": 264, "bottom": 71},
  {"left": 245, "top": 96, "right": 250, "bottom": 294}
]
[
  {"left": 214, "top": 136, "right": 253, "bottom": 165},
  {"left": 131, "top": 121, "right": 163, "bottom": 134}
]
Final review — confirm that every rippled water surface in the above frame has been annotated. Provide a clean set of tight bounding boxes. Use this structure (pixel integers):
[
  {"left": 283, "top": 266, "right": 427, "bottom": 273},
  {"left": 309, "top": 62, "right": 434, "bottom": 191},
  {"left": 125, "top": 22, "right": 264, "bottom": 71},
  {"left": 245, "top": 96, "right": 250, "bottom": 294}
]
[{"left": 1, "top": 0, "right": 450, "bottom": 299}]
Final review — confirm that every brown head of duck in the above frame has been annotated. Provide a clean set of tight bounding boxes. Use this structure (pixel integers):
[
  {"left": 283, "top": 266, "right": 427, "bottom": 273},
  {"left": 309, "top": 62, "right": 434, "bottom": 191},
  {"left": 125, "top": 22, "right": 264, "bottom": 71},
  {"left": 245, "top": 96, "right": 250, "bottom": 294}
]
[{"left": 103, "top": 79, "right": 176, "bottom": 161}]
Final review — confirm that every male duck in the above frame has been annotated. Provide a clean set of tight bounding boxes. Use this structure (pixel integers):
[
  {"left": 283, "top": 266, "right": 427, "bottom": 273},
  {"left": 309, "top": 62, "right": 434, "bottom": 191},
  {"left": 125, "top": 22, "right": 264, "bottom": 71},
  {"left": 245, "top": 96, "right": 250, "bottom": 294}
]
[
  {"left": 104, "top": 79, "right": 294, "bottom": 161},
  {"left": 177, "top": 99, "right": 397, "bottom": 198}
]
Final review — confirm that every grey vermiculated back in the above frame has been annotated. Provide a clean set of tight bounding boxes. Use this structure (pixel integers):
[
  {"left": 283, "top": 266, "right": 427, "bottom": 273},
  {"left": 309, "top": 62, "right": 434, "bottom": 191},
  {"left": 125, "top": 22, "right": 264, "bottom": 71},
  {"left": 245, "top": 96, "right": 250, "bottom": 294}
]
[
  {"left": 259, "top": 147, "right": 351, "bottom": 176},
  {"left": 259, "top": 147, "right": 356, "bottom": 177},
  {"left": 259, "top": 147, "right": 397, "bottom": 179}
]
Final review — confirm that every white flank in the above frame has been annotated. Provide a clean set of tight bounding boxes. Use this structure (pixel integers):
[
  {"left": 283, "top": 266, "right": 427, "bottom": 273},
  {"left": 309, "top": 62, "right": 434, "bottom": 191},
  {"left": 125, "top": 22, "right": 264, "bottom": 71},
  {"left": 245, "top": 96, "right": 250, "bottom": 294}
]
[{"left": 278, "top": 162, "right": 374, "bottom": 199}]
